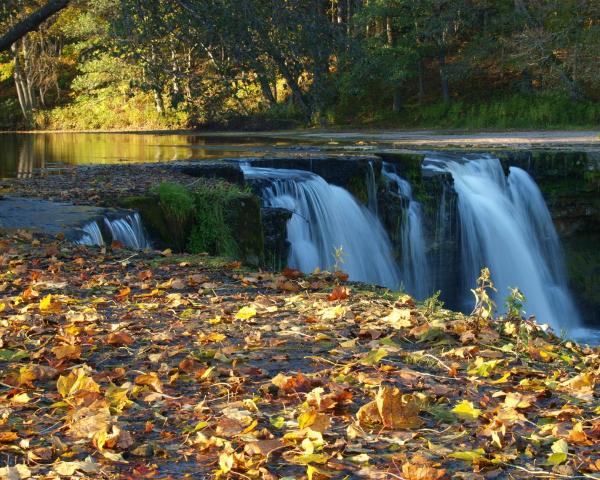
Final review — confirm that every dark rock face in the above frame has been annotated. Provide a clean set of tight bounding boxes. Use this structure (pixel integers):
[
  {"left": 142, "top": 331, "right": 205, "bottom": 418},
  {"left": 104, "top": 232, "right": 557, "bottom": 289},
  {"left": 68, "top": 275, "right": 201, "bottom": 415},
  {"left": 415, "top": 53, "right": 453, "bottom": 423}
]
[
  {"left": 224, "top": 194, "right": 264, "bottom": 267},
  {"left": 120, "top": 194, "right": 191, "bottom": 252},
  {"left": 169, "top": 161, "right": 245, "bottom": 185},
  {"left": 261, "top": 207, "right": 292, "bottom": 270}
]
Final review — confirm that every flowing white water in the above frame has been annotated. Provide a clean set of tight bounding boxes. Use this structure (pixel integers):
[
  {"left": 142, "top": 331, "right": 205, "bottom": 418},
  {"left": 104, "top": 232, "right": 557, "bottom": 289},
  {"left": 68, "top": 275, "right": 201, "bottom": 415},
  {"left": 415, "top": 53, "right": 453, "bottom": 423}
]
[
  {"left": 366, "top": 161, "right": 379, "bottom": 216},
  {"left": 77, "top": 221, "right": 105, "bottom": 247},
  {"left": 104, "top": 213, "right": 151, "bottom": 250},
  {"left": 243, "top": 166, "right": 401, "bottom": 289},
  {"left": 424, "top": 154, "right": 580, "bottom": 331},
  {"left": 77, "top": 213, "right": 151, "bottom": 250},
  {"left": 382, "top": 163, "right": 431, "bottom": 298}
]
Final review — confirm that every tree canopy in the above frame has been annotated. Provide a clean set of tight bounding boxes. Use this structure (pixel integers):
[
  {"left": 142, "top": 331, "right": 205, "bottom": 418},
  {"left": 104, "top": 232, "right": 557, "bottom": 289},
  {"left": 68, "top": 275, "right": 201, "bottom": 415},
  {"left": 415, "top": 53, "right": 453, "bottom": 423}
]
[{"left": 1, "top": 0, "right": 599, "bottom": 130}]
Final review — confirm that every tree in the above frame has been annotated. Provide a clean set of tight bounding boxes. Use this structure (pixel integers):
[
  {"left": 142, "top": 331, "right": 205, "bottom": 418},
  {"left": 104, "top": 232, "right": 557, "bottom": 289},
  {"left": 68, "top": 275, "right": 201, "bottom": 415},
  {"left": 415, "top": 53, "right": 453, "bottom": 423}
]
[{"left": 0, "top": 0, "right": 70, "bottom": 51}]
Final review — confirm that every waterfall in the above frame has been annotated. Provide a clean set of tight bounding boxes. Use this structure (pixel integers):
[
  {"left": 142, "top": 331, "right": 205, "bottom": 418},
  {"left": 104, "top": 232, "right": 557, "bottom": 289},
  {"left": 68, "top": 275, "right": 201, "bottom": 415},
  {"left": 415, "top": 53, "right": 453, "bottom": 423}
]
[
  {"left": 77, "top": 213, "right": 151, "bottom": 250},
  {"left": 77, "top": 221, "right": 104, "bottom": 247},
  {"left": 424, "top": 154, "right": 580, "bottom": 331},
  {"left": 242, "top": 166, "right": 401, "bottom": 289},
  {"left": 382, "top": 163, "right": 431, "bottom": 298},
  {"left": 104, "top": 213, "right": 151, "bottom": 250},
  {"left": 366, "top": 161, "right": 378, "bottom": 216}
]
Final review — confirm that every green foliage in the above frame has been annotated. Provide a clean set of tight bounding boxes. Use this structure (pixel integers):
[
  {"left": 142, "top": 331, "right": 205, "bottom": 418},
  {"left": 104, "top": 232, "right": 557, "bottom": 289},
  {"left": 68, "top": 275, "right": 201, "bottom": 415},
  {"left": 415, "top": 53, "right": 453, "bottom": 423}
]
[
  {"left": 401, "top": 94, "right": 600, "bottom": 129},
  {"left": 424, "top": 290, "right": 444, "bottom": 316},
  {"left": 153, "top": 182, "right": 195, "bottom": 224},
  {"left": 504, "top": 287, "right": 526, "bottom": 321},
  {"left": 187, "top": 182, "right": 246, "bottom": 258}
]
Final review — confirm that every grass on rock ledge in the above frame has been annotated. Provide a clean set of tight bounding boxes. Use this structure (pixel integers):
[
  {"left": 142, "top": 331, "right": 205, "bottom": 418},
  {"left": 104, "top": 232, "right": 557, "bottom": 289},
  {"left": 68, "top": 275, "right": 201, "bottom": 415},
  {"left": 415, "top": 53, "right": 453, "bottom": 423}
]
[{"left": 0, "top": 231, "right": 598, "bottom": 479}]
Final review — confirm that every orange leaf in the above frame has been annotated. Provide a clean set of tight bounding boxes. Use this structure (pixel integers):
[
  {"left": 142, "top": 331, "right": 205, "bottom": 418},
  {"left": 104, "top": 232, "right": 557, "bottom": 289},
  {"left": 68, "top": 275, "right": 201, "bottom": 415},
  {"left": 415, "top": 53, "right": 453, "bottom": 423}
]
[
  {"left": 52, "top": 344, "right": 82, "bottom": 360},
  {"left": 115, "top": 287, "right": 131, "bottom": 300},
  {"left": 0, "top": 431, "right": 18, "bottom": 443},
  {"left": 328, "top": 286, "right": 350, "bottom": 301}
]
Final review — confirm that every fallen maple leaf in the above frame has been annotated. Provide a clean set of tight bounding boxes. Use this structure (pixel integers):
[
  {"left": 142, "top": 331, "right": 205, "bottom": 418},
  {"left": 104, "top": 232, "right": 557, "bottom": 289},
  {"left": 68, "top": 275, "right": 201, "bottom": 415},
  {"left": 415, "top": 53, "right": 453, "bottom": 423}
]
[{"left": 357, "top": 387, "right": 423, "bottom": 429}]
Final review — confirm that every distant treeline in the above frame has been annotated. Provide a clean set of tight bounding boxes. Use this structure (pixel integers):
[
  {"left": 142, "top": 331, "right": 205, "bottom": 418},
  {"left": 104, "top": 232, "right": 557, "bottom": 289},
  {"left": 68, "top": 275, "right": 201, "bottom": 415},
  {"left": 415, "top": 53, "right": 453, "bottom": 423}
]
[{"left": 1, "top": 0, "right": 599, "bottom": 130}]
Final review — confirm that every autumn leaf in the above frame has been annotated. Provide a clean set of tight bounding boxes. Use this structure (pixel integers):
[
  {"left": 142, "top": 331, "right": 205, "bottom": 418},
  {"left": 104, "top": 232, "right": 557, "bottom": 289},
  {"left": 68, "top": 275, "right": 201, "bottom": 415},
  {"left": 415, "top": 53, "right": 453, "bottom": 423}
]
[
  {"left": 357, "top": 387, "right": 423, "bottom": 429},
  {"left": 0, "top": 431, "right": 18, "bottom": 443},
  {"left": 383, "top": 308, "right": 413, "bottom": 328},
  {"left": 235, "top": 306, "right": 257, "bottom": 320},
  {"left": 106, "top": 331, "right": 135, "bottom": 346},
  {"left": 452, "top": 400, "right": 482, "bottom": 421},
  {"left": 328, "top": 286, "right": 349, "bottom": 301},
  {"left": 115, "top": 287, "right": 131, "bottom": 300},
  {"left": 282, "top": 267, "right": 303, "bottom": 279},
  {"left": 135, "top": 372, "right": 163, "bottom": 393},
  {"left": 52, "top": 344, "right": 82, "bottom": 360},
  {"left": 57, "top": 368, "right": 100, "bottom": 399},
  {"left": 53, "top": 457, "right": 99, "bottom": 476},
  {"left": 402, "top": 454, "right": 447, "bottom": 480},
  {"left": 359, "top": 348, "right": 388, "bottom": 366},
  {"left": 547, "top": 438, "right": 569, "bottom": 465},
  {"left": 0, "top": 464, "right": 31, "bottom": 480},
  {"left": 39, "top": 293, "right": 61, "bottom": 313}
]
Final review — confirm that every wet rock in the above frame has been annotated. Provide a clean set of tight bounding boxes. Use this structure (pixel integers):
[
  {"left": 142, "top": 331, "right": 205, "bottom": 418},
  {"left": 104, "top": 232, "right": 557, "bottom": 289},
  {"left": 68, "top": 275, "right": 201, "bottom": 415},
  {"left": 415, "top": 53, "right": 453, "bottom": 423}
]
[
  {"left": 169, "top": 161, "right": 245, "bottom": 185},
  {"left": 262, "top": 207, "right": 292, "bottom": 270}
]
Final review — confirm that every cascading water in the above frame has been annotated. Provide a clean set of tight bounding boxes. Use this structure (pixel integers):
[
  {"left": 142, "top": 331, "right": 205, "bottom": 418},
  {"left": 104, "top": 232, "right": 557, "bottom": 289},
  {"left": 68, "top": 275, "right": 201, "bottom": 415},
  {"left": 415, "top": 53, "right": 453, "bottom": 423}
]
[
  {"left": 242, "top": 165, "right": 401, "bottom": 289},
  {"left": 382, "top": 163, "right": 431, "bottom": 298},
  {"left": 366, "top": 161, "right": 378, "bottom": 216},
  {"left": 104, "top": 213, "right": 151, "bottom": 250},
  {"left": 77, "top": 221, "right": 104, "bottom": 247},
  {"left": 424, "top": 154, "right": 580, "bottom": 331},
  {"left": 77, "top": 213, "right": 151, "bottom": 250}
]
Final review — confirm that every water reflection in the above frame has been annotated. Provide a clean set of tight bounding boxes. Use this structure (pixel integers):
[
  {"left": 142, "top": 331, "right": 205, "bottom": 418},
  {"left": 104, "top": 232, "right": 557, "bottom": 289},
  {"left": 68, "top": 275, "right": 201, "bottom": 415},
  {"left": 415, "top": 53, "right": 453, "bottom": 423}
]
[{"left": 0, "top": 132, "right": 301, "bottom": 179}]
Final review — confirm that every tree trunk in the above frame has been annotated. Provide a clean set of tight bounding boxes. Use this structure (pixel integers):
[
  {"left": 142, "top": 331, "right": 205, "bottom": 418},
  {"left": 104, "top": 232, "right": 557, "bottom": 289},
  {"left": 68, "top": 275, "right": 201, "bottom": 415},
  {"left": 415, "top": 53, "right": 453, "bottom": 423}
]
[
  {"left": 153, "top": 88, "right": 165, "bottom": 115},
  {"left": 0, "top": 0, "right": 70, "bottom": 52},
  {"left": 439, "top": 51, "right": 450, "bottom": 103},
  {"left": 418, "top": 59, "right": 424, "bottom": 104},
  {"left": 386, "top": 17, "right": 393, "bottom": 46},
  {"left": 392, "top": 88, "right": 402, "bottom": 113},
  {"left": 11, "top": 42, "right": 32, "bottom": 121}
]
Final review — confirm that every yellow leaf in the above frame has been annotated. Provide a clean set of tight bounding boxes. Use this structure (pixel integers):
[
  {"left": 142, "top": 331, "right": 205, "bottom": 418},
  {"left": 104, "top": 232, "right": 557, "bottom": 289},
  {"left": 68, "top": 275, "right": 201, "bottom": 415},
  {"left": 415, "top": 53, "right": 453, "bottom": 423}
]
[
  {"left": 383, "top": 308, "right": 413, "bottom": 328},
  {"left": 11, "top": 393, "right": 31, "bottom": 404},
  {"left": 219, "top": 452, "right": 234, "bottom": 473},
  {"left": 57, "top": 368, "right": 100, "bottom": 399},
  {"left": 235, "top": 306, "right": 257, "bottom": 320},
  {"left": 451, "top": 400, "right": 482, "bottom": 420}
]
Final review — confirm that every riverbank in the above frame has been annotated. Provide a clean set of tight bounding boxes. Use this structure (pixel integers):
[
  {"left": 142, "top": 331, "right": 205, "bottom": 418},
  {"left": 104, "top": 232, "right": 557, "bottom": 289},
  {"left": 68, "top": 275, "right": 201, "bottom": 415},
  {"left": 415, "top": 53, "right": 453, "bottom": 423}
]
[{"left": 0, "top": 230, "right": 598, "bottom": 479}]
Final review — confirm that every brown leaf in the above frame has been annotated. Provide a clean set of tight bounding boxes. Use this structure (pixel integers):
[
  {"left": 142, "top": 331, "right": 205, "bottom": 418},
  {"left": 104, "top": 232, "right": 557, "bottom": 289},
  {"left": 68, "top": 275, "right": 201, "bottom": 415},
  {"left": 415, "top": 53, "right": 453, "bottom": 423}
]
[
  {"left": 244, "top": 439, "right": 286, "bottom": 457},
  {"left": 107, "top": 331, "right": 134, "bottom": 346},
  {"left": 282, "top": 267, "right": 303, "bottom": 279},
  {"left": 135, "top": 373, "right": 163, "bottom": 393},
  {"left": 402, "top": 455, "right": 447, "bottom": 480},
  {"left": 216, "top": 417, "right": 244, "bottom": 437},
  {"left": 357, "top": 387, "right": 423, "bottom": 430}
]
